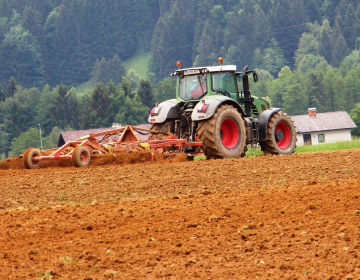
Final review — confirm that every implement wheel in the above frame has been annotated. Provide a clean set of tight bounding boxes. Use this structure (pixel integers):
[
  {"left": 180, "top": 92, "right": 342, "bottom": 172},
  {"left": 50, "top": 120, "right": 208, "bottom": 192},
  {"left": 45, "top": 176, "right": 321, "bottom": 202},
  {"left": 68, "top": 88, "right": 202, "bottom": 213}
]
[
  {"left": 23, "top": 147, "right": 42, "bottom": 169},
  {"left": 197, "top": 104, "right": 246, "bottom": 159},
  {"left": 259, "top": 111, "right": 297, "bottom": 155},
  {"left": 72, "top": 146, "right": 91, "bottom": 167}
]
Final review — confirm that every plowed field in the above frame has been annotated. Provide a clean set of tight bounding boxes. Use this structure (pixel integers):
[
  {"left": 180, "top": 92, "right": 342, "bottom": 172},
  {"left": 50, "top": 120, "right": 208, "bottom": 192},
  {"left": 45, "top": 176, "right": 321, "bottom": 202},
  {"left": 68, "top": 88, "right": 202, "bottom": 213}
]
[{"left": 0, "top": 149, "right": 360, "bottom": 279}]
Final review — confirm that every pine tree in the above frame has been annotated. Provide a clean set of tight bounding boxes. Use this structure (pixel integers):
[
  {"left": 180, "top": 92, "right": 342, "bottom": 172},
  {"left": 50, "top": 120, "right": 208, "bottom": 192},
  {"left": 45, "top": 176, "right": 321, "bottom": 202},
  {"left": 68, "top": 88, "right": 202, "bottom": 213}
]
[
  {"left": 0, "top": 25, "right": 45, "bottom": 88},
  {"left": 47, "top": 84, "right": 80, "bottom": 130},
  {"left": 322, "top": 0, "right": 341, "bottom": 24},
  {"left": 320, "top": 20, "right": 333, "bottom": 64},
  {"left": 332, "top": 34, "right": 350, "bottom": 67},
  {"left": 80, "top": 82, "right": 113, "bottom": 129},
  {"left": 137, "top": 79, "right": 154, "bottom": 109}
]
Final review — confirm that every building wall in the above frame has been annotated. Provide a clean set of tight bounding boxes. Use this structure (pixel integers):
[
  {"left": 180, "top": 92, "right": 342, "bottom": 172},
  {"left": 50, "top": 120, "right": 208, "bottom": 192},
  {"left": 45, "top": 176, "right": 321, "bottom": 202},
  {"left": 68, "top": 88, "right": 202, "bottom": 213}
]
[{"left": 296, "top": 129, "right": 352, "bottom": 146}]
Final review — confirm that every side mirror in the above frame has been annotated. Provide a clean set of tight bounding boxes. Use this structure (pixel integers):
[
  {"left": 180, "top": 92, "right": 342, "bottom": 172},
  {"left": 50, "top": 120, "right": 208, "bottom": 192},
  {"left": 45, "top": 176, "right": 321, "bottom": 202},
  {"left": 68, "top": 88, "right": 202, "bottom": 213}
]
[{"left": 253, "top": 72, "right": 258, "bottom": 83}]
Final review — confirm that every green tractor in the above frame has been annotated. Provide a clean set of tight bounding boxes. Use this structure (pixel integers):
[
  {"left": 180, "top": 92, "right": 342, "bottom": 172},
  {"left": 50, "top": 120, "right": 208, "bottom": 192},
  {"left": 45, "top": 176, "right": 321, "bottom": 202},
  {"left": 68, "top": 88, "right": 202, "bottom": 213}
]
[{"left": 148, "top": 58, "right": 296, "bottom": 158}]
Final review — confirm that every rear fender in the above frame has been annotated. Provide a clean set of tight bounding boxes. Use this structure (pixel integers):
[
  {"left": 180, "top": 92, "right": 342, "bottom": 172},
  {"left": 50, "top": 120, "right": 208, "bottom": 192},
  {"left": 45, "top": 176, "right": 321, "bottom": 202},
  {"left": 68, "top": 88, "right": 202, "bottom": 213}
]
[
  {"left": 258, "top": 108, "right": 281, "bottom": 141},
  {"left": 192, "top": 96, "right": 244, "bottom": 121},
  {"left": 148, "top": 100, "right": 181, "bottom": 123}
]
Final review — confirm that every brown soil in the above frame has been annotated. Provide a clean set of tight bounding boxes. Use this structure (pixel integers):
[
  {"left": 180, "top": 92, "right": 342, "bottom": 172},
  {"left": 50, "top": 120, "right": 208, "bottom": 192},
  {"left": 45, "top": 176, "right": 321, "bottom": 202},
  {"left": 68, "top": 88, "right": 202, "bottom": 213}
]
[{"left": 0, "top": 149, "right": 360, "bottom": 279}]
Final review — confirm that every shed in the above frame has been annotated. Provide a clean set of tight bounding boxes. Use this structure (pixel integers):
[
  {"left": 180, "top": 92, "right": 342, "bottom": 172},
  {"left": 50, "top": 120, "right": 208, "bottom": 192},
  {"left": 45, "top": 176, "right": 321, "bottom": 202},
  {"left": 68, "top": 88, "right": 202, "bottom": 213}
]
[{"left": 291, "top": 109, "right": 357, "bottom": 145}]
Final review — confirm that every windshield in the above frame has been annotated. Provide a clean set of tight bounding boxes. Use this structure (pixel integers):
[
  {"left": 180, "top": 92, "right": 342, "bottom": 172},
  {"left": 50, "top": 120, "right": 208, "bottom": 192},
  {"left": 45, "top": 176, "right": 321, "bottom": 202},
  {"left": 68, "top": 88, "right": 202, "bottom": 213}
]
[
  {"left": 179, "top": 74, "right": 207, "bottom": 100},
  {"left": 212, "top": 72, "right": 237, "bottom": 94}
]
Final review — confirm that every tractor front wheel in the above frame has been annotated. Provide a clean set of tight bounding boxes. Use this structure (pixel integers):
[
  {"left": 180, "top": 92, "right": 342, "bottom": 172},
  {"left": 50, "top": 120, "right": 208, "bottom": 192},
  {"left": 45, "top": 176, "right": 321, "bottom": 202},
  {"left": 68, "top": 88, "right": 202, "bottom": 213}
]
[
  {"left": 259, "top": 111, "right": 297, "bottom": 155},
  {"left": 197, "top": 104, "right": 246, "bottom": 159},
  {"left": 72, "top": 146, "right": 91, "bottom": 167},
  {"left": 23, "top": 147, "right": 42, "bottom": 169}
]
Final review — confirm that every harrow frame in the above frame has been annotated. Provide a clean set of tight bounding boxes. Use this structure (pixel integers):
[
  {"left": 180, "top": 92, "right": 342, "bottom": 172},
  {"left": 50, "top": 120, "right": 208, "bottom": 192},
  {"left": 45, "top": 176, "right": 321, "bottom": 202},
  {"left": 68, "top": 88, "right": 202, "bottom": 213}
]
[{"left": 23, "top": 125, "right": 204, "bottom": 169}]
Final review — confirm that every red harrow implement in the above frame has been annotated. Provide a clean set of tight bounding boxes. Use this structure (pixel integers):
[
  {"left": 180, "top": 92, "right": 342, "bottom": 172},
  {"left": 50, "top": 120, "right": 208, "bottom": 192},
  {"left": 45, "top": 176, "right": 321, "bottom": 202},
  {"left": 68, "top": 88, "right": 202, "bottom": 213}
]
[{"left": 23, "top": 125, "right": 204, "bottom": 169}]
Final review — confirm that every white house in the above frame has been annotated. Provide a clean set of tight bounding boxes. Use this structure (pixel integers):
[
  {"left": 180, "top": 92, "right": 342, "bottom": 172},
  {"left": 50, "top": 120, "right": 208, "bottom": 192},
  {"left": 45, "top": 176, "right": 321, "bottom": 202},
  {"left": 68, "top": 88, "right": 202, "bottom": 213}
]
[{"left": 291, "top": 108, "right": 357, "bottom": 145}]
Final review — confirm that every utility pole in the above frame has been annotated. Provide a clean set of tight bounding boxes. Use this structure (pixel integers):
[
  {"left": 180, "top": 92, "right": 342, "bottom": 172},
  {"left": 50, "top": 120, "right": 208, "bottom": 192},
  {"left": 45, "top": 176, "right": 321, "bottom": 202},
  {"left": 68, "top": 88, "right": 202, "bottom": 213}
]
[{"left": 38, "top": 124, "right": 43, "bottom": 150}]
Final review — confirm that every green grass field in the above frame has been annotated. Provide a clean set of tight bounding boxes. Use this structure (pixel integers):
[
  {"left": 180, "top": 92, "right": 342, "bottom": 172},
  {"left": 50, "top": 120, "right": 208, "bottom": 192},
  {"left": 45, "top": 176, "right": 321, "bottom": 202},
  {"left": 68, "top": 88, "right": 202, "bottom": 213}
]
[
  {"left": 122, "top": 51, "right": 150, "bottom": 79},
  {"left": 75, "top": 51, "right": 150, "bottom": 94},
  {"left": 245, "top": 139, "right": 360, "bottom": 157}
]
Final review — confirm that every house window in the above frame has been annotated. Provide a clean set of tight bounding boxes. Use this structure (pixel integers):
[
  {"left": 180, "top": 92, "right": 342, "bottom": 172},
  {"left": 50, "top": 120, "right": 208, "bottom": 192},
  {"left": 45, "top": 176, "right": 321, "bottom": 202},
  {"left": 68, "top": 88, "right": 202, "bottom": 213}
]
[{"left": 318, "top": 134, "right": 325, "bottom": 143}]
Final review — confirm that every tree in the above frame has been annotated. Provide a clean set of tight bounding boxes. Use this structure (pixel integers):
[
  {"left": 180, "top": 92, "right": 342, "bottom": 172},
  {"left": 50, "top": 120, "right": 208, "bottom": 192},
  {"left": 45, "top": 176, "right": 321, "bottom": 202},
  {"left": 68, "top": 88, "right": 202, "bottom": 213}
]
[
  {"left": 126, "top": 69, "right": 141, "bottom": 89},
  {"left": 153, "top": 77, "right": 177, "bottom": 103},
  {"left": 297, "top": 54, "right": 328, "bottom": 73},
  {"left": 350, "top": 103, "right": 360, "bottom": 136},
  {"left": 332, "top": 35, "right": 350, "bottom": 67},
  {"left": 81, "top": 82, "right": 113, "bottom": 129},
  {"left": 120, "top": 77, "right": 133, "bottom": 98},
  {"left": 294, "top": 33, "right": 320, "bottom": 68},
  {"left": 260, "top": 39, "right": 287, "bottom": 76},
  {"left": 43, "top": 126, "right": 63, "bottom": 149},
  {"left": 7, "top": 77, "right": 17, "bottom": 98},
  {"left": 1, "top": 87, "right": 42, "bottom": 156},
  {"left": 47, "top": 84, "right": 80, "bottom": 130},
  {"left": 137, "top": 79, "right": 154, "bottom": 109},
  {"left": 319, "top": 20, "right": 333, "bottom": 64},
  {"left": 0, "top": 25, "right": 45, "bottom": 88},
  {"left": 9, "top": 127, "right": 47, "bottom": 157},
  {"left": 343, "top": 50, "right": 360, "bottom": 69},
  {"left": 282, "top": 83, "right": 306, "bottom": 115},
  {"left": 0, "top": 124, "right": 10, "bottom": 158},
  {"left": 91, "top": 55, "right": 127, "bottom": 85},
  {"left": 322, "top": 0, "right": 341, "bottom": 24}
]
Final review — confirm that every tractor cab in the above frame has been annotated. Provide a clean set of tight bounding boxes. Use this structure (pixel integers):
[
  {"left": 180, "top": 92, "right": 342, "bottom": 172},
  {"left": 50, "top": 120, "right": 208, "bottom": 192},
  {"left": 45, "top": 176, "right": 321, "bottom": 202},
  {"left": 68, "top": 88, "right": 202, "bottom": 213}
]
[{"left": 171, "top": 62, "right": 240, "bottom": 103}]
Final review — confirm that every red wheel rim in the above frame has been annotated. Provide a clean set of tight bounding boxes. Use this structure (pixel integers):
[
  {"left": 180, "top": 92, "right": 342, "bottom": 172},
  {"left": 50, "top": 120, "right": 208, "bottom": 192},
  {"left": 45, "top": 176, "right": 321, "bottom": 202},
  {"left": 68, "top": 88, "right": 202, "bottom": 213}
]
[
  {"left": 80, "top": 151, "right": 89, "bottom": 164},
  {"left": 220, "top": 118, "right": 239, "bottom": 149},
  {"left": 275, "top": 122, "right": 291, "bottom": 149}
]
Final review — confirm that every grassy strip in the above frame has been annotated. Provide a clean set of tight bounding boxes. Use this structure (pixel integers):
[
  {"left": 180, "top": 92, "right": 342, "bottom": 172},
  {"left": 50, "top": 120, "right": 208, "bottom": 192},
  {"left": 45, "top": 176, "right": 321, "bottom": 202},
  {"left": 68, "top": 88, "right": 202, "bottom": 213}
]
[
  {"left": 294, "top": 139, "right": 360, "bottom": 153},
  {"left": 245, "top": 139, "right": 360, "bottom": 157}
]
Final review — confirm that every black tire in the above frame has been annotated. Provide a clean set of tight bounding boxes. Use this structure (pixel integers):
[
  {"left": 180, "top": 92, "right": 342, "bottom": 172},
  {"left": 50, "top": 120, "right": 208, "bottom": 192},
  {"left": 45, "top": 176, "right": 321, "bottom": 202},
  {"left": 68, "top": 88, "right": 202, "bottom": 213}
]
[
  {"left": 196, "top": 104, "right": 246, "bottom": 159},
  {"left": 72, "top": 146, "right": 91, "bottom": 167},
  {"left": 23, "top": 147, "right": 42, "bottom": 169},
  {"left": 259, "top": 111, "right": 297, "bottom": 155},
  {"left": 150, "top": 120, "right": 175, "bottom": 139}
]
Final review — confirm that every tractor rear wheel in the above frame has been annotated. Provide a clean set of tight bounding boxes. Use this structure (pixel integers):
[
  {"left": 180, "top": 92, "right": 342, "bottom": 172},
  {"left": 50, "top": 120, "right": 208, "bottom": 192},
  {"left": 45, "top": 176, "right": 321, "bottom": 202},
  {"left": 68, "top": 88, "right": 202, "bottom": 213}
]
[
  {"left": 150, "top": 120, "right": 174, "bottom": 139},
  {"left": 72, "top": 146, "right": 91, "bottom": 167},
  {"left": 197, "top": 104, "right": 246, "bottom": 159},
  {"left": 23, "top": 147, "right": 42, "bottom": 169},
  {"left": 259, "top": 111, "right": 297, "bottom": 155}
]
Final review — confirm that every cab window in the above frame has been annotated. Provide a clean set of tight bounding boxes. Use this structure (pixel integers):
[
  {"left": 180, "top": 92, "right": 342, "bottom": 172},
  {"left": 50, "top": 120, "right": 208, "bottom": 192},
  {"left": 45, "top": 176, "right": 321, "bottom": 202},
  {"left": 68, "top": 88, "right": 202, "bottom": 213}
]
[
  {"left": 179, "top": 74, "right": 207, "bottom": 100},
  {"left": 212, "top": 72, "right": 237, "bottom": 95}
]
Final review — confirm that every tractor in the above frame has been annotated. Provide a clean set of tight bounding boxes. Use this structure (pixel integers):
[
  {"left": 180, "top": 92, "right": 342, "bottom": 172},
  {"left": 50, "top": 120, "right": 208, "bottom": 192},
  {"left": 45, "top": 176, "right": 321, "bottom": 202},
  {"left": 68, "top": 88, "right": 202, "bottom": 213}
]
[{"left": 148, "top": 58, "right": 297, "bottom": 158}]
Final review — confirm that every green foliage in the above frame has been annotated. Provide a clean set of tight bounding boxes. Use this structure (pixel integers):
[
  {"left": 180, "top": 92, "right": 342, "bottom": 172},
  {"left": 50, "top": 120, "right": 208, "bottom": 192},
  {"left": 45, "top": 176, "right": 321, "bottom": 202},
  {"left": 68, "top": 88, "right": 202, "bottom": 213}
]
[
  {"left": 91, "top": 55, "right": 127, "bottom": 85},
  {"left": 0, "top": 25, "right": 44, "bottom": 88},
  {"left": 126, "top": 69, "right": 141, "bottom": 89},
  {"left": 350, "top": 103, "right": 360, "bottom": 136},
  {"left": 137, "top": 79, "right": 154, "bottom": 108},
  {"left": 153, "top": 77, "right": 177, "bottom": 103},
  {"left": 9, "top": 127, "right": 45, "bottom": 157}
]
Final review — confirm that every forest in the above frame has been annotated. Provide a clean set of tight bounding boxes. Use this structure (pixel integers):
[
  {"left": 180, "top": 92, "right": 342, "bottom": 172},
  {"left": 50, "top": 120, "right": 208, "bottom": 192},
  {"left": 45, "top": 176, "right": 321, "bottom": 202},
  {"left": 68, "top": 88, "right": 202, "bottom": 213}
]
[{"left": 1, "top": 0, "right": 360, "bottom": 158}]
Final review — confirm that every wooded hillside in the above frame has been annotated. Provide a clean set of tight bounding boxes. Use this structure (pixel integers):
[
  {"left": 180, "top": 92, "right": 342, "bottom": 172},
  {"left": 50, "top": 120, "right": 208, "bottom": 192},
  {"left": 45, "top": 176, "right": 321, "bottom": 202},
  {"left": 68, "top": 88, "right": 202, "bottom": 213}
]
[{"left": 1, "top": 0, "right": 360, "bottom": 157}]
